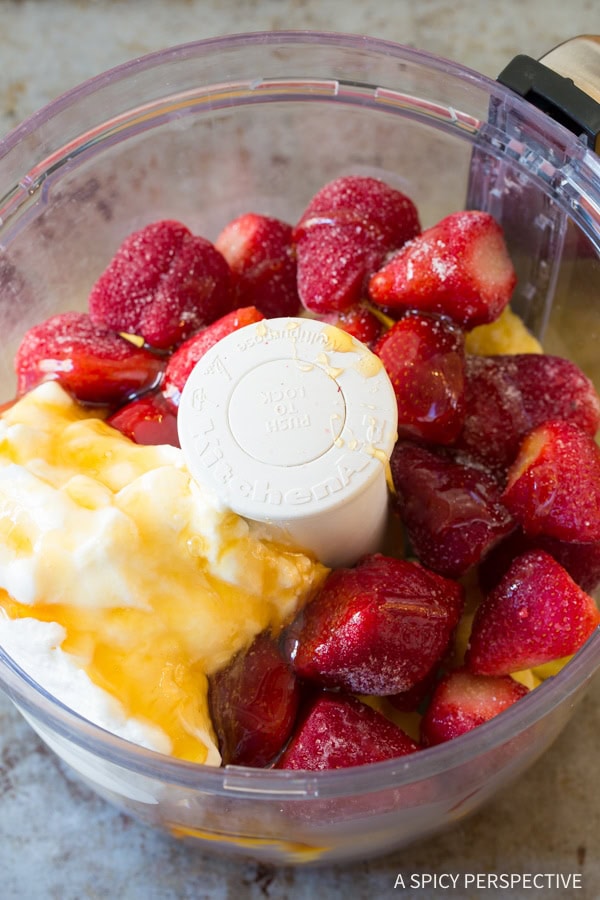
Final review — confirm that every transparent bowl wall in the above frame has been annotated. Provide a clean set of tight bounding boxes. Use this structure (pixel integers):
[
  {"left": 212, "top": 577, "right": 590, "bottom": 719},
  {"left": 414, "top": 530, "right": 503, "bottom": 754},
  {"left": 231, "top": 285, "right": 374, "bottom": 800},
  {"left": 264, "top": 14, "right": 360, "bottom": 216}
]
[{"left": 0, "top": 32, "right": 599, "bottom": 865}]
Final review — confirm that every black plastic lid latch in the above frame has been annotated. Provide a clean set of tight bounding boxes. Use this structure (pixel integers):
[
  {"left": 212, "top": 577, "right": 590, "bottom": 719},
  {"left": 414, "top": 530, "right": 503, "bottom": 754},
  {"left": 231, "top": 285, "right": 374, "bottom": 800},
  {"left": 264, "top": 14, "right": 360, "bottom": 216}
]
[{"left": 497, "top": 54, "right": 600, "bottom": 153}]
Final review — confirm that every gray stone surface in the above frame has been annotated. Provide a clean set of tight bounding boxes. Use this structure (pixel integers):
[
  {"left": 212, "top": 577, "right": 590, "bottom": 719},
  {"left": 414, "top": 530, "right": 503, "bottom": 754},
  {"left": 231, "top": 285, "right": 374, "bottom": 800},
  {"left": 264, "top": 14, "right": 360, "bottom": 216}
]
[{"left": 0, "top": 1, "right": 599, "bottom": 897}]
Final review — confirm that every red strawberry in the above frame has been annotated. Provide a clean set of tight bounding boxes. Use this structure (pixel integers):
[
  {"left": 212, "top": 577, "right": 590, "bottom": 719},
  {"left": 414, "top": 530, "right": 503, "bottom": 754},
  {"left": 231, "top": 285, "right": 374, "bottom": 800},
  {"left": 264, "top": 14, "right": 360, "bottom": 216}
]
[
  {"left": 456, "top": 354, "right": 600, "bottom": 472},
  {"left": 14, "top": 312, "right": 164, "bottom": 406},
  {"left": 420, "top": 669, "right": 529, "bottom": 746},
  {"left": 387, "top": 667, "right": 439, "bottom": 713},
  {"left": 293, "top": 176, "right": 420, "bottom": 314},
  {"left": 214, "top": 213, "right": 300, "bottom": 318},
  {"left": 466, "top": 549, "right": 600, "bottom": 675},
  {"left": 390, "top": 442, "right": 514, "bottom": 578},
  {"left": 368, "top": 211, "right": 516, "bottom": 328},
  {"left": 107, "top": 391, "right": 180, "bottom": 447},
  {"left": 320, "top": 302, "right": 385, "bottom": 348},
  {"left": 88, "top": 220, "right": 233, "bottom": 349},
  {"left": 276, "top": 692, "right": 419, "bottom": 770},
  {"left": 208, "top": 632, "right": 300, "bottom": 768},
  {"left": 502, "top": 420, "right": 600, "bottom": 543},
  {"left": 479, "top": 527, "right": 600, "bottom": 597},
  {"left": 284, "top": 553, "right": 464, "bottom": 695},
  {"left": 162, "top": 305, "right": 265, "bottom": 408},
  {"left": 453, "top": 355, "right": 530, "bottom": 473},
  {"left": 374, "top": 312, "right": 466, "bottom": 444},
  {"left": 535, "top": 536, "right": 600, "bottom": 595}
]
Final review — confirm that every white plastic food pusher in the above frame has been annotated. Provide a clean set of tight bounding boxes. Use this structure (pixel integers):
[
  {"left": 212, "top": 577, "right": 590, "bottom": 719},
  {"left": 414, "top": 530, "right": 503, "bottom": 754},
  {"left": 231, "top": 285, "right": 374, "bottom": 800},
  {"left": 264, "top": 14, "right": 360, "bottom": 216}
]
[{"left": 177, "top": 317, "right": 398, "bottom": 567}]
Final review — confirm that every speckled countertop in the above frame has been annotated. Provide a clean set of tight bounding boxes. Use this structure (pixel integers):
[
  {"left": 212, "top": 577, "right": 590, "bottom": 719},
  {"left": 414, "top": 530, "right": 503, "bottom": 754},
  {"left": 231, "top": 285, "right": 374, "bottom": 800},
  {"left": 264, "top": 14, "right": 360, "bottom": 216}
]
[{"left": 1, "top": 1, "right": 599, "bottom": 898}]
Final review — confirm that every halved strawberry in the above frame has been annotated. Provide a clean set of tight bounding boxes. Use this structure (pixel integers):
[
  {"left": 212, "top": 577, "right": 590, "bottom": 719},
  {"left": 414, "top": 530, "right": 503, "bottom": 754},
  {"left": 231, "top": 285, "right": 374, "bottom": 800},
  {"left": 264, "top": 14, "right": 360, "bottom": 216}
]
[
  {"left": 276, "top": 692, "right": 420, "bottom": 770},
  {"left": 420, "top": 669, "right": 529, "bottom": 746},
  {"left": 208, "top": 632, "right": 300, "bottom": 768},
  {"left": 374, "top": 312, "right": 466, "bottom": 444},
  {"left": 455, "top": 354, "right": 600, "bottom": 472},
  {"left": 293, "top": 175, "right": 420, "bottom": 314},
  {"left": 107, "top": 391, "right": 180, "bottom": 447},
  {"left": 502, "top": 420, "right": 600, "bottom": 543},
  {"left": 14, "top": 311, "right": 164, "bottom": 406},
  {"left": 88, "top": 219, "right": 233, "bottom": 349},
  {"left": 214, "top": 212, "right": 300, "bottom": 318},
  {"left": 284, "top": 553, "right": 464, "bottom": 695},
  {"left": 390, "top": 442, "right": 515, "bottom": 578},
  {"left": 162, "top": 305, "right": 265, "bottom": 408},
  {"left": 466, "top": 549, "right": 600, "bottom": 675},
  {"left": 368, "top": 210, "right": 516, "bottom": 328}
]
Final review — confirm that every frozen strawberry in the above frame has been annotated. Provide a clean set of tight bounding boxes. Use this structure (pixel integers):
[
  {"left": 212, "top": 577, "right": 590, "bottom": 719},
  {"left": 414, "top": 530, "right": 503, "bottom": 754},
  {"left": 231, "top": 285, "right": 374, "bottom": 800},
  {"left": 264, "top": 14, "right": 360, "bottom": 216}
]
[
  {"left": 276, "top": 692, "right": 419, "bottom": 770},
  {"left": 387, "top": 667, "right": 440, "bottom": 713},
  {"left": 514, "top": 354, "right": 600, "bottom": 434},
  {"left": 391, "top": 442, "right": 514, "bottom": 578},
  {"left": 535, "top": 537, "right": 600, "bottom": 595},
  {"left": 374, "top": 312, "right": 466, "bottom": 444},
  {"left": 208, "top": 632, "right": 300, "bottom": 768},
  {"left": 214, "top": 213, "right": 300, "bottom": 318},
  {"left": 14, "top": 311, "right": 164, "bottom": 406},
  {"left": 107, "top": 391, "right": 180, "bottom": 447},
  {"left": 162, "top": 306, "right": 265, "bottom": 408},
  {"left": 454, "top": 355, "right": 530, "bottom": 472},
  {"left": 420, "top": 669, "right": 529, "bottom": 746},
  {"left": 368, "top": 210, "right": 516, "bottom": 328},
  {"left": 466, "top": 550, "right": 600, "bottom": 675},
  {"left": 284, "top": 553, "right": 464, "bottom": 695},
  {"left": 321, "top": 302, "right": 385, "bottom": 348},
  {"left": 88, "top": 220, "right": 233, "bottom": 349},
  {"left": 502, "top": 420, "right": 600, "bottom": 543},
  {"left": 293, "top": 175, "right": 420, "bottom": 314},
  {"left": 456, "top": 354, "right": 600, "bottom": 472},
  {"left": 479, "top": 528, "right": 600, "bottom": 596}
]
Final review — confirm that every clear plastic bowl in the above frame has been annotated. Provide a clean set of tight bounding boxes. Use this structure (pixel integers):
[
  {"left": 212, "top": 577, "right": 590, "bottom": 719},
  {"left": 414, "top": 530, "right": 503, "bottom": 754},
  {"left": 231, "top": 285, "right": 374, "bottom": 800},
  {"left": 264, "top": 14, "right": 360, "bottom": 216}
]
[{"left": 0, "top": 31, "right": 598, "bottom": 865}]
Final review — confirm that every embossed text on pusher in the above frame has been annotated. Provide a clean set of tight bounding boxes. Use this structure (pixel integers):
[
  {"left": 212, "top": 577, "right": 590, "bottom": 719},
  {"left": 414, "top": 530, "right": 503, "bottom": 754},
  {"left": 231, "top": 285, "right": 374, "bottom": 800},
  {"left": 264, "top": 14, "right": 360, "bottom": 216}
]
[
  {"left": 235, "top": 451, "right": 371, "bottom": 506},
  {"left": 236, "top": 324, "right": 329, "bottom": 351}
]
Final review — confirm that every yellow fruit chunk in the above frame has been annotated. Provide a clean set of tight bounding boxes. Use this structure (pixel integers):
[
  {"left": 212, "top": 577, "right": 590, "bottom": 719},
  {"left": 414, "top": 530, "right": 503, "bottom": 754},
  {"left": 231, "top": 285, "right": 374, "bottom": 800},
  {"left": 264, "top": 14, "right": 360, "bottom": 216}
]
[
  {"left": 466, "top": 306, "right": 542, "bottom": 356},
  {"left": 511, "top": 669, "right": 542, "bottom": 690},
  {"left": 532, "top": 656, "right": 573, "bottom": 680}
]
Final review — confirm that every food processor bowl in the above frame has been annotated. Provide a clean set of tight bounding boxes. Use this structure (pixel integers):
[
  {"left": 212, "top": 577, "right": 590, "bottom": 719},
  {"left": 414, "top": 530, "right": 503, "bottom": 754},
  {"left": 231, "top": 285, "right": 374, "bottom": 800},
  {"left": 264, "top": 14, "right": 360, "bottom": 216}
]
[{"left": 0, "top": 31, "right": 598, "bottom": 865}]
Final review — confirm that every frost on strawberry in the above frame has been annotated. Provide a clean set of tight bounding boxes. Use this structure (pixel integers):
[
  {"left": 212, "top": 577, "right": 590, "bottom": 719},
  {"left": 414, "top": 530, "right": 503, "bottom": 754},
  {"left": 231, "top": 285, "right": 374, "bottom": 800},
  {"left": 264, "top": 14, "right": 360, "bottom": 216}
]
[
  {"left": 293, "top": 175, "right": 420, "bottom": 314},
  {"left": 479, "top": 527, "right": 600, "bottom": 597},
  {"left": 283, "top": 553, "right": 464, "bottom": 695},
  {"left": 466, "top": 550, "right": 600, "bottom": 675},
  {"left": 276, "top": 692, "right": 420, "bottom": 770},
  {"left": 455, "top": 354, "right": 600, "bottom": 473},
  {"left": 215, "top": 212, "right": 300, "bottom": 318},
  {"left": 420, "top": 669, "right": 529, "bottom": 746},
  {"left": 368, "top": 210, "right": 516, "bottom": 328},
  {"left": 14, "top": 311, "right": 164, "bottom": 406},
  {"left": 88, "top": 219, "right": 233, "bottom": 349},
  {"left": 502, "top": 420, "right": 600, "bottom": 543}
]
